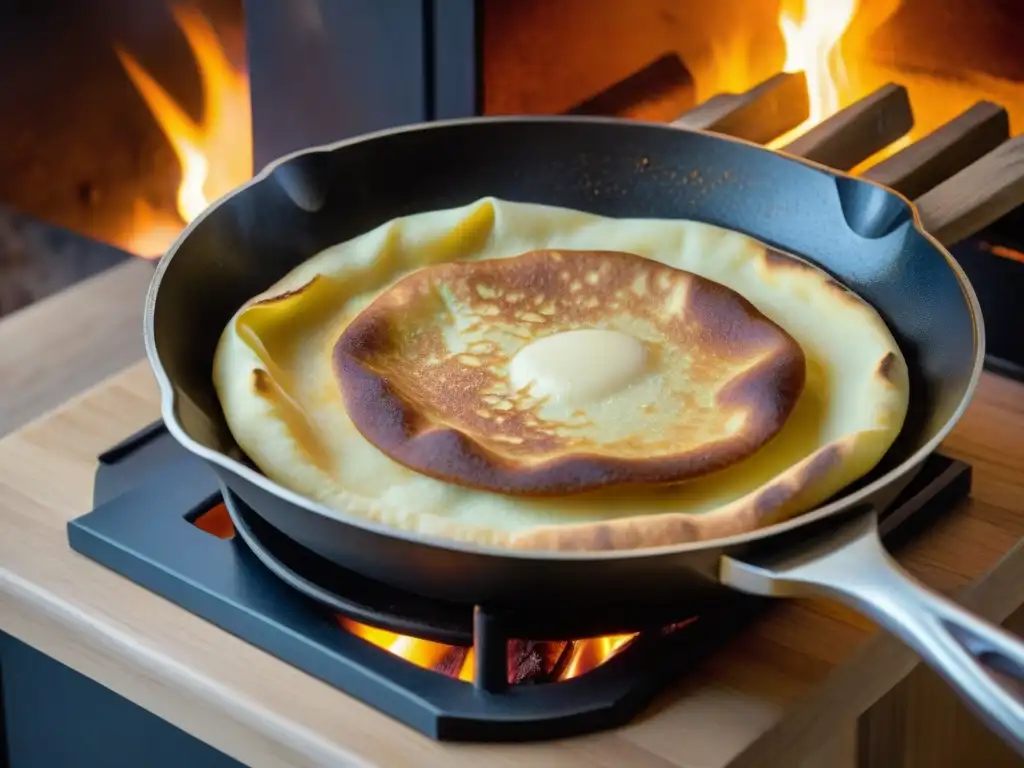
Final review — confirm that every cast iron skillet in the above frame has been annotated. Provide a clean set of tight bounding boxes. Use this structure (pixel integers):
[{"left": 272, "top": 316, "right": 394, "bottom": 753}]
[{"left": 144, "top": 117, "right": 1024, "bottom": 751}]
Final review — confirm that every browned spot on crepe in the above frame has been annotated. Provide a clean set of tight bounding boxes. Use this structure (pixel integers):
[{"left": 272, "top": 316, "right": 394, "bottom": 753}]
[
  {"left": 762, "top": 249, "right": 858, "bottom": 302},
  {"left": 332, "top": 249, "right": 806, "bottom": 496},
  {"left": 876, "top": 351, "right": 899, "bottom": 385}
]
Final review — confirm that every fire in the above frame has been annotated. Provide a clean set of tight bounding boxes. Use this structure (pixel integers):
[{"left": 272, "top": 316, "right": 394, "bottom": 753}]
[
  {"left": 765, "top": 0, "right": 859, "bottom": 148},
  {"left": 560, "top": 633, "right": 637, "bottom": 680},
  {"left": 115, "top": 6, "right": 252, "bottom": 257},
  {"left": 779, "top": 0, "right": 859, "bottom": 126},
  {"left": 698, "top": 0, "right": 885, "bottom": 147},
  {"left": 342, "top": 617, "right": 638, "bottom": 683},
  {"left": 343, "top": 620, "right": 461, "bottom": 674},
  {"left": 188, "top": 504, "right": 645, "bottom": 684},
  {"left": 188, "top": 444, "right": 697, "bottom": 685},
  {"left": 756, "top": 0, "right": 1024, "bottom": 157}
]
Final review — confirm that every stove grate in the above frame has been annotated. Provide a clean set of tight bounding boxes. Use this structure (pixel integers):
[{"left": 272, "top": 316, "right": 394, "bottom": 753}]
[{"left": 68, "top": 421, "right": 971, "bottom": 741}]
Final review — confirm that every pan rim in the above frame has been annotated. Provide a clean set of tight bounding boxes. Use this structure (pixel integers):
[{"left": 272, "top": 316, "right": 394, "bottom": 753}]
[{"left": 143, "top": 114, "right": 986, "bottom": 563}]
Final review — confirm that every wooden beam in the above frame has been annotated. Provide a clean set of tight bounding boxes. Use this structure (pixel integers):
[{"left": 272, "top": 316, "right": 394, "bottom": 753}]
[
  {"left": 568, "top": 54, "right": 694, "bottom": 123},
  {"left": 915, "top": 135, "right": 1024, "bottom": 246},
  {"left": 673, "top": 72, "right": 810, "bottom": 145},
  {"left": 781, "top": 84, "right": 914, "bottom": 170},
  {"left": 863, "top": 102, "right": 1010, "bottom": 199}
]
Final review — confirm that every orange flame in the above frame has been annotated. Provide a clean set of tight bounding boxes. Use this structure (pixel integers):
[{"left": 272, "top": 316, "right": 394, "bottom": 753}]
[
  {"left": 115, "top": 6, "right": 252, "bottom": 257},
  {"left": 560, "top": 633, "right": 636, "bottom": 679},
  {"left": 342, "top": 617, "right": 637, "bottom": 683},
  {"left": 756, "top": 0, "right": 1024, "bottom": 161},
  {"left": 343, "top": 620, "right": 459, "bottom": 673},
  {"left": 189, "top": 458, "right": 685, "bottom": 684},
  {"left": 768, "top": 0, "right": 859, "bottom": 147},
  {"left": 981, "top": 242, "right": 1024, "bottom": 265},
  {"left": 780, "top": 0, "right": 859, "bottom": 125}
]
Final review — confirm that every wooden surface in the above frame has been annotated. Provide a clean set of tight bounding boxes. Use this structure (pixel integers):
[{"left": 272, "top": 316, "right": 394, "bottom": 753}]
[
  {"left": 917, "top": 134, "right": 1024, "bottom": 245},
  {"left": 862, "top": 101, "right": 1010, "bottom": 200},
  {"left": 781, "top": 83, "right": 914, "bottom": 170},
  {"left": 673, "top": 71, "right": 809, "bottom": 145},
  {"left": 0, "top": 258, "right": 151, "bottom": 437},
  {"left": 0, "top": 359, "right": 1023, "bottom": 767},
  {"left": 859, "top": 607, "right": 1024, "bottom": 768},
  {"left": 2, "top": 106, "right": 1024, "bottom": 766}
]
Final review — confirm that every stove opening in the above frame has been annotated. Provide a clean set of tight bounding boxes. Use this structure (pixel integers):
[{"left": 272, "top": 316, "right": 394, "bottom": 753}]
[
  {"left": 188, "top": 499, "right": 235, "bottom": 540},
  {"left": 0, "top": 0, "right": 251, "bottom": 317},
  {"left": 339, "top": 617, "right": 661, "bottom": 685},
  {"left": 186, "top": 494, "right": 696, "bottom": 684}
]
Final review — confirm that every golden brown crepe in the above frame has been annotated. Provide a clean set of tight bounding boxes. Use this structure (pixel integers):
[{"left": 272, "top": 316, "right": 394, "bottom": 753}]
[
  {"left": 334, "top": 248, "right": 806, "bottom": 495},
  {"left": 213, "top": 198, "right": 910, "bottom": 551}
]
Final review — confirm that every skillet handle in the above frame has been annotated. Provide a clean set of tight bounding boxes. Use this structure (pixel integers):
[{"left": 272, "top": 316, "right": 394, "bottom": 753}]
[{"left": 720, "top": 508, "right": 1024, "bottom": 757}]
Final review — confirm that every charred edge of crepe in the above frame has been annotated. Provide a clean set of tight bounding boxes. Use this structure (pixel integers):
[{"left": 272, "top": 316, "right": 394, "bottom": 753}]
[
  {"left": 332, "top": 249, "right": 807, "bottom": 495},
  {"left": 251, "top": 280, "right": 319, "bottom": 307},
  {"left": 508, "top": 441, "right": 846, "bottom": 552},
  {"left": 762, "top": 249, "right": 863, "bottom": 302},
  {"left": 757, "top": 250, "right": 906, "bottom": 394}
]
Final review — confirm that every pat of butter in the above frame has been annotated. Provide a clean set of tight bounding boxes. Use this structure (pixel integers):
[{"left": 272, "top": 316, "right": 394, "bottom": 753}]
[{"left": 509, "top": 329, "right": 647, "bottom": 405}]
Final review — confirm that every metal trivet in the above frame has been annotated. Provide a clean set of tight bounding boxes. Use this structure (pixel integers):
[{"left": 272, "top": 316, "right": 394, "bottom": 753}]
[{"left": 67, "top": 423, "right": 971, "bottom": 741}]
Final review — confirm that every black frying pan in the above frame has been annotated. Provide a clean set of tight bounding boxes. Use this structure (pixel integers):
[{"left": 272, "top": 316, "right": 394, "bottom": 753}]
[{"left": 144, "top": 117, "right": 1024, "bottom": 751}]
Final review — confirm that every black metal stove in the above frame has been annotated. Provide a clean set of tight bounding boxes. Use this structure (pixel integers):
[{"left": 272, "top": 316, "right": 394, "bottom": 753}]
[{"left": 67, "top": 423, "right": 972, "bottom": 742}]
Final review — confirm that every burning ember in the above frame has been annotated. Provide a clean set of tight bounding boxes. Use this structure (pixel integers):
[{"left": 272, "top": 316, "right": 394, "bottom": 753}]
[
  {"left": 341, "top": 618, "right": 640, "bottom": 684},
  {"left": 114, "top": 5, "right": 252, "bottom": 257}
]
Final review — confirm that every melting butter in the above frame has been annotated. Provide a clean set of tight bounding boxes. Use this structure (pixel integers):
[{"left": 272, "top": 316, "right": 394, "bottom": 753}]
[{"left": 508, "top": 329, "right": 647, "bottom": 406}]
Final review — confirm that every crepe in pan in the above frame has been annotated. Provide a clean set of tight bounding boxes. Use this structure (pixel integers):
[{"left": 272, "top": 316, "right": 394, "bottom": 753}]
[
  {"left": 212, "top": 198, "right": 910, "bottom": 551},
  {"left": 333, "top": 248, "right": 807, "bottom": 495}
]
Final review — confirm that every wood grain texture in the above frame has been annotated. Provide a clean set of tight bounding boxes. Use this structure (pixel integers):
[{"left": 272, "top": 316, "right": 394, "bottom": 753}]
[
  {"left": 862, "top": 102, "right": 1011, "bottom": 199},
  {"left": 781, "top": 84, "right": 914, "bottom": 170},
  {"left": 0, "top": 360, "right": 1023, "bottom": 768},
  {"left": 916, "top": 134, "right": 1024, "bottom": 246},
  {"left": 0, "top": 258, "right": 152, "bottom": 437},
  {"left": 857, "top": 605, "right": 1024, "bottom": 768},
  {"left": 1, "top": 90, "right": 1022, "bottom": 765},
  {"left": 673, "top": 72, "right": 810, "bottom": 145}
]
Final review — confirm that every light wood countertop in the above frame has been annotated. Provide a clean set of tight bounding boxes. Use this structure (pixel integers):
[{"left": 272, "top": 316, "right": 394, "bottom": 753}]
[
  {"left": 0, "top": 258, "right": 152, "bottom": 436},
  {"left": 1, "top": 355, "right": 1024, "bottom": 766}
]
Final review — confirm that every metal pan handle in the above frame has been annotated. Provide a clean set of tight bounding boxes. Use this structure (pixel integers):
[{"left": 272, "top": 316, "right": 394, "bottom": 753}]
[{"left": 720, "top": 508, "right": 1024, "bottom": 756}]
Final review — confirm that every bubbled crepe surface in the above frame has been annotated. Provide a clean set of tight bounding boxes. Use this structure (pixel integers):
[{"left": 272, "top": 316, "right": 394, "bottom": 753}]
[
  {"left": 212, "top": 198, "right": 910, "bottom": 552},
  {"left": 334, "top": 249, "right": 806, "bottom": 495}
]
